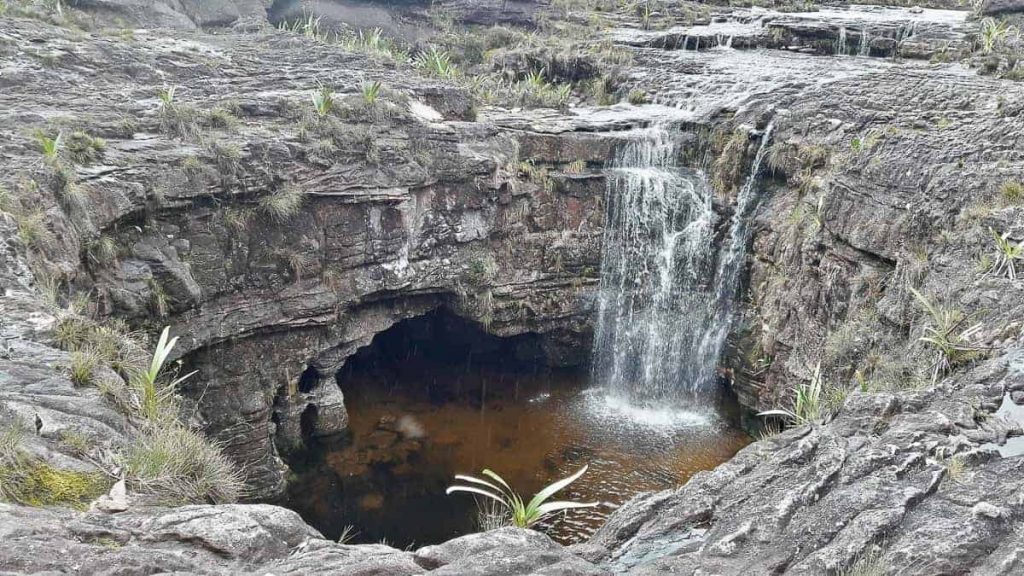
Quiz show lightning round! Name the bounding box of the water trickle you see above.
[859,27,872,56]
[836,26,848,56]
[592,124,773,403]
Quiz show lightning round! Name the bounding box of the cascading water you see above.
[592,123,773,405]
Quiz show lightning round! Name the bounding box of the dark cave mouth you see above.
[278,309,750,548]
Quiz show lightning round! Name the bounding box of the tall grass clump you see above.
[68,348,100,387]
[446,465,598,529]
[114,326,244,504]
[259,185,305,222]
[123,423,243,504]
[157,86,200,139]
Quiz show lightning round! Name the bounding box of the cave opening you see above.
[335,309,560,406]
[279,307,750,549]
[297,366,319,394]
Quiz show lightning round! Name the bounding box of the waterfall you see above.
[592,124,773,404]
[836,27,847,56]
[858,28,872,56]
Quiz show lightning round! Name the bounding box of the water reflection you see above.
[282,352,750,548]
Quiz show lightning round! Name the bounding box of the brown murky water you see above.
[283,349,751,547]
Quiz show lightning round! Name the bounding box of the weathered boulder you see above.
[0,505,607,575]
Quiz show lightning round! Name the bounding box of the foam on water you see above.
[581,392,714,431]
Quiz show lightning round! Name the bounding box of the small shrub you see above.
[128,326,194,422]
[945,455,966,483]
[205,107,238,130]
[565,159,586,174]
[53,315,147,374]
[223,207,252,234]
[15,211,48,248]
[259,185,305,222]
[978,17,1013,54]
[158,86,200,139]
[158,85,176,107]
[341,27,409,61]
[86,235,119,265]
[446,465,598,529]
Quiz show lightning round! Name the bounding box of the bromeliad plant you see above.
[758,362,826,425]
[989,228,1023,280]
[130,326,196,421]
[446,465,598,529]
[311,84,335,117]
[909,287,983,382]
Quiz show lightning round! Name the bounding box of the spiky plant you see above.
[910,287,982,382]
[361,80,382,104]
[446,465,598,529]
[129,326,195,422]
[758,362,826,425]
[158,85,176,107]
[525,69,547,89]
[311,84,335,117]
[34,130,63,165]
[989,228,1023,280]
[415,46,456,78]
[978,17,1013,54]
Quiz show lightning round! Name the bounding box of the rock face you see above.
[71,0,272,29]
[0,505,607,576]
[0,15,608,498]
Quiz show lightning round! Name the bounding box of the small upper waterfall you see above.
[592,124,773,404]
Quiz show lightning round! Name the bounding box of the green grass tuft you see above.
[259,185,305,223]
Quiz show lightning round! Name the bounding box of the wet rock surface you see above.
[584,353,1024,574]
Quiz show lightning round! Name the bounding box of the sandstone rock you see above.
[981,0,1024,15]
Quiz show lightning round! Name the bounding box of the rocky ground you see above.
[2,0,1024,574]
